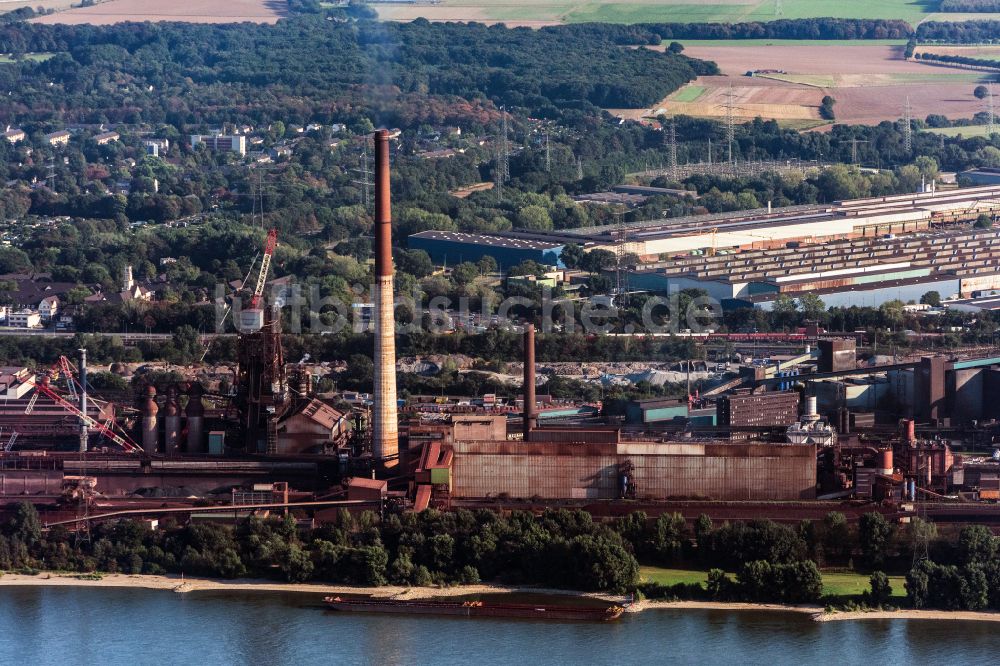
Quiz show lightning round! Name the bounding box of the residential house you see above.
[3,127,25,144]
[38,295,58,322]
[7,310,42,328]
[190,134,246,156]
[94,131,120,145]
[6,279,83,310]
[45,130,71,146]
[55,307,75,331]
[144,138,170,156]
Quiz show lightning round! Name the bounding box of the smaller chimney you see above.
[78,348,88,452]
[803,395,819,424]
[878,448,893,476]
[523,324,537,438]
[140,384,159,454]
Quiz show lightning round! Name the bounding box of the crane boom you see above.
[28,379,141,453]
[249,228,278,309]
[58,355,78,401]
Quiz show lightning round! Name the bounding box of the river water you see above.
[1,586,999,665]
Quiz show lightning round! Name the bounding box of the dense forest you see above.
[938,0,1000,12]
[916,19,1000,42]
[550,18,913,45]
[0,15,711,126]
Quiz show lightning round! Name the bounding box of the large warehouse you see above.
[408,184,1000,265]
[408,230,565,267]
[629,225,1000,307]
[450,435,817,501]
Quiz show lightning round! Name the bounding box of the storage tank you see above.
[186,382,205,453]
[140,384,159,454]
[164,384,181,455]
[878,448,893,476]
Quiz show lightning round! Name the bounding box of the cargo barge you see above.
[323,596,625,621]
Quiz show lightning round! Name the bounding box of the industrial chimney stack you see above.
[78,348,88,452]
[373,129,398,466]
[523,324,537,438]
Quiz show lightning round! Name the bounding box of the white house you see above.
[8,310,42,328]
[38,295,59,321]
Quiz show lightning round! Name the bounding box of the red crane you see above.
[27,377,142,453]
[249,228,278,310]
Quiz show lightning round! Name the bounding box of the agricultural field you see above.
[0,0,77,12]
[375,0,1000,26]
[925,124,996,138]
[30,0,287,24]
[618,42,993,127]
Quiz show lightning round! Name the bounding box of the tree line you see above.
[0,503,639,593]
[912,51,1000,71]
[916,20,1000,43]
[939,0,1000,13]
[548,19,913,46]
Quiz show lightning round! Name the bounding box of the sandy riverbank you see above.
[635,599,1000,623]
[0,572,615,601]
[5,573,1000,623]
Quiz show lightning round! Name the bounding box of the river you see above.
[1,586,999,665]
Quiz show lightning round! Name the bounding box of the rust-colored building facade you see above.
[450,439,816,501]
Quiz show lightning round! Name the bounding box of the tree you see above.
[858,512,894,570]
[906,560,932,608]
[564,534,638,592]
[865,571,893,607]
[451,261,480,286]
[798,293,826,321]
[919,290,941,307]
[694,514,713,555]
[650,512,687,564]
[879,300,905,329]
[477,255,498,275]
[975,85,989,99]
[958,525,996,565]
[560,243,585,269]
[516,205,553,231]
[280,543,315,582]
[396,249,435,278]
[9,501,42,547]
[975,213,994,229]
[819,95,836,121]
[822,511,852,562]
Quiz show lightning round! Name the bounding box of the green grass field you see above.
[672,85,706,102]
[640,566,907,600]
[385,1,1000,26]
[925,124,997,138]
[0,53,57,64]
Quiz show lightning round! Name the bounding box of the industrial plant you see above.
[6,132,1000,533]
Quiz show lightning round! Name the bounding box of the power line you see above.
[351,138,373,212]
[495,107,510,202]
[544,132,551,173]
[988,84,996,137]
[666,120,678,182]
[903,96,913,153]
[613,207,630,308]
